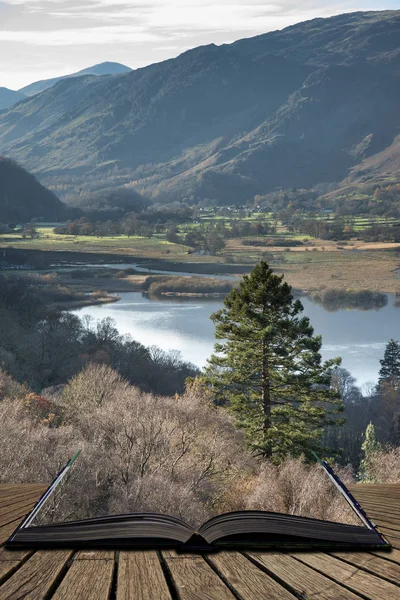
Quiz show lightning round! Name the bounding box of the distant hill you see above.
[0,11,399,205]
[19,62,132,97]
[0,88,26,110]
[0,157,69,222]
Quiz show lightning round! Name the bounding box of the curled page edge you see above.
[8,449,81,542]
[311,450,390,546]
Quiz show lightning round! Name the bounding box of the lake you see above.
[72,292,400,389]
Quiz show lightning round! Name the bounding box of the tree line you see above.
[0,275,198,395]
[1,263,399,474]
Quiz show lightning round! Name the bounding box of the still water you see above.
[71,292,400,388]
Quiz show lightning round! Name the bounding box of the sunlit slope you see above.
[0,10,398,203]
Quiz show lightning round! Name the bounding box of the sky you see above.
[0,0,398,90]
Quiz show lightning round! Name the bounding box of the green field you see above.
[1,226,191,259]
[2,213,400,294]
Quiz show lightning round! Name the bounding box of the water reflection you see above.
[308,289,388,312]
[72,292,400,387]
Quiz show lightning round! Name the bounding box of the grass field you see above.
[1,227,190,259]
[2,220,400,294]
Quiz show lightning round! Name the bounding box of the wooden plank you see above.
[368,514,400,527]
[0,549,33,586]
[364,503,400,510]
[117,551,172,600]
[0,485,45,492]
[351,495,400,503]
[0,500,41,529]
[163,552,235,600]
[0,496,41,518]
[357,496,400,506]
[378,526,400,543]
[0,550,72,600]
[352,489,400,496]
[0,485,45,497]
[0,559,25,587]
[351,487,400,495]
[358,511,400,527]
[382,537,400,551]
[0,548,31,562]
[0,491,44,510]
[295,552,400,600]
[73,550,114,561]
[249,552,362,600]
[360,505,400,520]
[355,509,399,523]
[0,486,46,501]
[52,551,114,600]
[371,547,400,564]
[357,501,400,513]
[0,518,23,546]
[349,484,400,494]
[331,551,400,584]
[371,519,400,533]
[208,552,297,599]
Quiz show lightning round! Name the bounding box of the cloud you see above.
[1,1,365,42]
[0,0,391,88]
[0,24,161,45]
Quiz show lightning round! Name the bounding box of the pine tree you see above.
[203,261,343,461]
[358,422,381,482]
[378,339,400,388]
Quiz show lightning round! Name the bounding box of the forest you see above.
[1,263,399,526]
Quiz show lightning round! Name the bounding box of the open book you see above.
[7,452,391,551]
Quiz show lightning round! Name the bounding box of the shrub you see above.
[91,289,108,299]
[61,363,129,414]
[23,392,62,427]
[0,369,28,401]
[244,457,357,525]
[144,276,236,296]
[0,366,361,528]
[359,447,400,483]
[242,239,303,247]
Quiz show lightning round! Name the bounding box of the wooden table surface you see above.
[0,483,399,599]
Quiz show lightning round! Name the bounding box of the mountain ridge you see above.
[0,10,399,205]
[18,62,132,97]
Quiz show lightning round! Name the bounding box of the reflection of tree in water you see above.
[308,289,388,312]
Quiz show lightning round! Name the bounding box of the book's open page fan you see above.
[7,451,391,551]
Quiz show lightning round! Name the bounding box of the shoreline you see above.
[52,294,120,311]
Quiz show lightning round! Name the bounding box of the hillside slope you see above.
[0,88,26,111]
[0,157,68,222]
[0,11,399,204]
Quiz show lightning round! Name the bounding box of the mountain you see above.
[0,157,69,222]
[19,62,132,97]
[0,88,26,111]
[0,11,399,205]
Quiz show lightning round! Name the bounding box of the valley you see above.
[1,8,400,527]
[2,213,400,295]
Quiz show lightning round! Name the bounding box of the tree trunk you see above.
[261,339,271,456]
